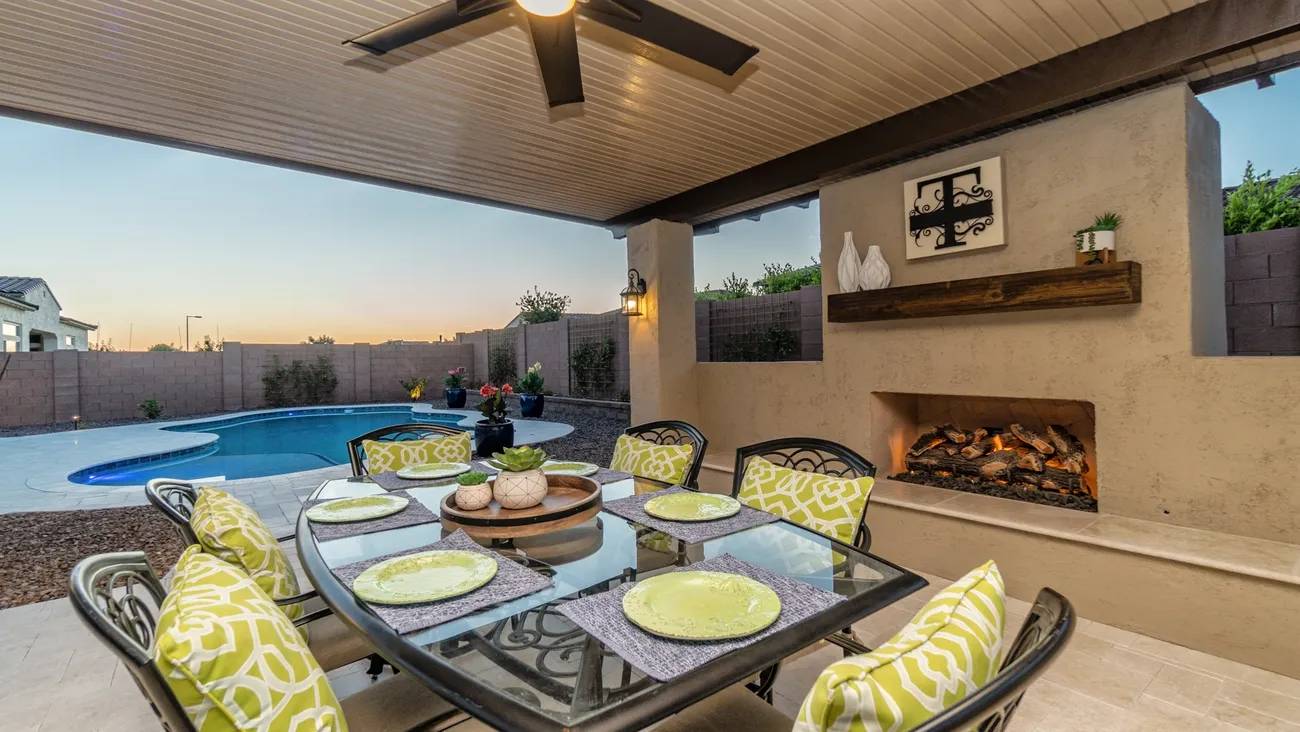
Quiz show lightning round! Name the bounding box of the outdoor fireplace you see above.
[874,392,1098,512]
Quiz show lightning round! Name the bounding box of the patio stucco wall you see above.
[681,84,1299,545]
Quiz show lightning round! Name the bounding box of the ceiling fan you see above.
[344,0,759,108]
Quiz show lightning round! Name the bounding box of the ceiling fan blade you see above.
[344,0,511,54]
[526,12,585,107]
[579,0,757,75]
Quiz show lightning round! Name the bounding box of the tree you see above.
[695,273,752,301]
[755,258,821,295]
[195,335,224,352]
[516,286,572,324]
[147,343,177,352]
[1224,162,1300,235]
[305,334,336,345]
[92,340,117,352]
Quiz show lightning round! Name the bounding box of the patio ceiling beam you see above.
[604,0,1300,232]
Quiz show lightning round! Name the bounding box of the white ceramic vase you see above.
[454,482,492,511]
[858,245,891,290]
[837,232,860,293]
[493,469,548,510]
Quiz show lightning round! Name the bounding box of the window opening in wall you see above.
[694,197,823,362]
[1,321,18,352]
[1199,66,1300,356]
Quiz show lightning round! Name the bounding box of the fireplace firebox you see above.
[874,393,1098,512]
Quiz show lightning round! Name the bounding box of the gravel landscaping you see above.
[0,506,186,609]
[0,397,627,608]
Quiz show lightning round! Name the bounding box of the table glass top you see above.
[302,475,920,730]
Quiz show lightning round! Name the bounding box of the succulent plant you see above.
[489,445,548,473]
[456,471,488,486]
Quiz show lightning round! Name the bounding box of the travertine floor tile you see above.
[1144,663,1224,714]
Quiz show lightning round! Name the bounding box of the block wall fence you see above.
[0,341,475,428]
[1224,226,1300,355]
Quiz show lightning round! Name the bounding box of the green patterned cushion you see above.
[362,432,472,474]
[610,434,695,485]
[155,546,346,731]
[795,561,1007,732]
[737,455,873,545]
[190,487,304,621]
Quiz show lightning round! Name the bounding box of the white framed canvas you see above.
[903,156,1005,260]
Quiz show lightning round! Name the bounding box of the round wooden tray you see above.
[440,474,602,539]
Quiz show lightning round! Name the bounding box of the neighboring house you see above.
[0,277,98,352]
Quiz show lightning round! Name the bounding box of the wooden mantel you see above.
[827,261,1142,323]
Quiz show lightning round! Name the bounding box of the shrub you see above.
[716,325,798,362]
[695,272,752,301]
[400,376,427,400]
[1224,162,1300,235]
[754,258,821,295]
[195,335,223,352]
[489,341,517,385]
[147,343,176,352]
[263,355,338,407]
[305,334,336,345]
[516,286,572,324]
[571,338,616,398]
[444,367,466,389]
[138,399,164,420]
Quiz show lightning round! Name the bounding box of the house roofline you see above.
[0,294,37,312]
[59,316,98,331]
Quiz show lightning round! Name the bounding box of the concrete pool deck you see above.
[0,404,572,513]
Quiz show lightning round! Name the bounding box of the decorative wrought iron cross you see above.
[908,166,995,250]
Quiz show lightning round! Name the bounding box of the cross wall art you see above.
[904,156,1005,259]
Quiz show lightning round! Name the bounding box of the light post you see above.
[185,315,203,351]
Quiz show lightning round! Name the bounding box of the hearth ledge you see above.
[700,457,1300,588]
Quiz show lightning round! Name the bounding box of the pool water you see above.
[71,407,467,486]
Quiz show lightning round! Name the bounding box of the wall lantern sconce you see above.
[72,415,82,430]
[620,269,647,317]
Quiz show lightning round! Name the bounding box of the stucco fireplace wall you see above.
[690,84,1300,545]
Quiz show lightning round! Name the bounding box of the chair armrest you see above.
[276,589,319,606]
[825,631,872,656]
[276,533,297,545]
[292,606,335,627]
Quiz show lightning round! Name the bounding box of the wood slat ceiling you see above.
[0,0,1217,224]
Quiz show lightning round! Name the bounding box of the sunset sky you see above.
[1,69,1295,350]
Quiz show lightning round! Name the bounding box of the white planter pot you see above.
[837,232,861,293]
[493,469,548,510]
[1079,230,1115,251]
[859,244,891,290]
[454,482,492,511]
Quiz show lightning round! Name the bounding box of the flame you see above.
[991,435,1005,451]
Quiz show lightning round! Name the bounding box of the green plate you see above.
[543,461,600,477]
[396,462,471,480]
[353,550,498,605]
[622,571,781,640]
[643,492,741,522]
[305,495,409,524]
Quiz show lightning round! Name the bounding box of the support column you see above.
[51,350,81,422]
[221,342,243,412]
[627,219,697,425]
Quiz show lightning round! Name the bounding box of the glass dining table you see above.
[296,474,927,732]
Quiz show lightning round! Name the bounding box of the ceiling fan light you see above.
[516,0,575,16]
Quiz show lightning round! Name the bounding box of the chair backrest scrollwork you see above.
[69,552,195,732]
[345,422,467,476]
[145,479,200,545]
[624,420,709,487]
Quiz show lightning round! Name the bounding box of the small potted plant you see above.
[444,367,467,408]
[518,362,546,418]
[454,471,492,510]
[474,383,514,457]
[1074,212,1121,266]
[400,376,427,402]
[489,445,549,510]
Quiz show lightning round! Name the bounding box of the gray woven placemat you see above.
[556,554,845,681]
[305,492,439,542]
[371,464,633,492]
[331,530,553,635]
[602,486,780,543]
[369,471,460,492]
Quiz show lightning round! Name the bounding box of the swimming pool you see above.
[70,407,468,486]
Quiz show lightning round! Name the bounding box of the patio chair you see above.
[619,419,709,487]
[144,478,374,674]
[731,437,877,551]
[653,587,1075,732]
[69,551,462,732]
[346,422,467,476]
